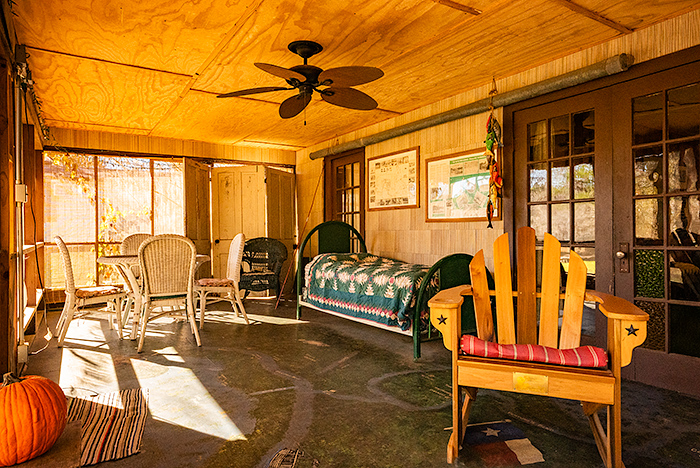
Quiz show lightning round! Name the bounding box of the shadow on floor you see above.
[25,298,700,468]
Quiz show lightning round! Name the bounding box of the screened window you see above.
[44,151,185,288]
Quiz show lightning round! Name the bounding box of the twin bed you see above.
[296,221,486,359]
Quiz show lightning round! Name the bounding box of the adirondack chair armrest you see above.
[428,285,474,351]
[585,290,649,368]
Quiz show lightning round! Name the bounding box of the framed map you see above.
[367,147,419,211]
[425,148,497,222]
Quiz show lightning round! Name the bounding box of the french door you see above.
[513,91,614,348]
[612,61,700,395]
[325,148,365,247]
[512,54,700,396]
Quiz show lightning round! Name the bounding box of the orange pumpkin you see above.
[0,373,67,466]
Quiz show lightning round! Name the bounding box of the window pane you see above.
[352,188,360,213]
[550,114,569,158]
[345,164,352,188]
[669,195,700,242]
[528,120,547,161]
[668,82,700,140]
[154,160,184,235]
[353,162,360,186]
[529,205,547,240]
[633,92,663,145]
[336,166,345,190]
[44,152,96,243]
[529,163,548,202]
[551,160,570,201]
[634,249,665,298]
[634,146,663,196]
[572,110,595,155]
[668,141,700,193]
[670,304,700,357]
[574,202,595,242]
[98,157,150,242]
[636,300,665,351]
[635,198,663,245]
[669,250,700,302]
[573,157,595,199]
[551,203,570,241]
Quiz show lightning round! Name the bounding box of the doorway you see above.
[509,49,700,396]
[324,148,365,248]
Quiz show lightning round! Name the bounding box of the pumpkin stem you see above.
[1,372,23,387]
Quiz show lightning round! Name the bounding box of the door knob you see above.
[615,251,626,259]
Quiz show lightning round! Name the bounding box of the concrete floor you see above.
[24,298,700,468]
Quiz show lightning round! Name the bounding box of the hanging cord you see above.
[274,163,325,309]
[488,76,498,114]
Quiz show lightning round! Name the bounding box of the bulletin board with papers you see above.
[425,148,496,222]
[367,147,419,211]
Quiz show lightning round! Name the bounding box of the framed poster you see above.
[425,148,498,222]
[367,147,419,211]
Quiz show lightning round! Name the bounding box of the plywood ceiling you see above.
[11,0,700,150]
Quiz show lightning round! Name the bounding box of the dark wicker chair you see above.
[239,237,288,299]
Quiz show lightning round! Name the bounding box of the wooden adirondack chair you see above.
[429,226,649,467]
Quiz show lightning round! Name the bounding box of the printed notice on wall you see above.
[426,149,492,221]
[368,148,419,210]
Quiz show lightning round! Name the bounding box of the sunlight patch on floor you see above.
[130,356,246,441]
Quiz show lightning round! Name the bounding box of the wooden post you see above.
[0,58,16,374]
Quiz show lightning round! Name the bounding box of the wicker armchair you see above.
[54,236,125,345]
[136,234,201,352]
[195,233,249,327]
[239,237,288,300]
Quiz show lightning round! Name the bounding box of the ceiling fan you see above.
[216,40,384,119]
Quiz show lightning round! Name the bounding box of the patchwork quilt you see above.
[303,252,432,331]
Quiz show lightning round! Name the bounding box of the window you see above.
[44,151,184,288]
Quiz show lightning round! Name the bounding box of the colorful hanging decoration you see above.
[485,79,503,228]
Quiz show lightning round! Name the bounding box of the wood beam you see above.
[551,0,633,34]
[431,0,481,16]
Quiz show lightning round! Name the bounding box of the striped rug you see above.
[67,388,149,466]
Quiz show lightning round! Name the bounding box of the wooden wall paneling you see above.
[0,59,16,374]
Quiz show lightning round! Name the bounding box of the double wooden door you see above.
[513,57,700,396]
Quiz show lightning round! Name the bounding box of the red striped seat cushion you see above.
[460,335,608,368]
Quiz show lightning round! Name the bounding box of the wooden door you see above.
[611,61,700,396]
[266,167,296,294]
[211,166,265,277]
[513,90,614,348]
[325,148,365,246]
[184,159,211,277]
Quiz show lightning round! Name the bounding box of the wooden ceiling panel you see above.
[13,0,253,75]
[10,1,700,150]
[194,0,482,94]
[240,101,398,148]
[27,49,189,131]
[564,0,700,30]
[367,0,618,113]
[149,90,280,144]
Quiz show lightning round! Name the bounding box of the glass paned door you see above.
[524,109,597,288]
[514,91,613,342]
[629,81,700,357]
[326,149,365,250]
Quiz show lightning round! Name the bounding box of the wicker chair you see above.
[54,236,125,346]
[136,234,201,353]
[239,237,288,300]
[195,233,248,327]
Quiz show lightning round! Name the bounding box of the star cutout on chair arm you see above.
[438,315,447,325]
[626,324,639,336]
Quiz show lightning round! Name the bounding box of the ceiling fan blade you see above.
[217,86,290,98]
[255,63,306,82]
[321,87,378,110]
[318,66,384,87]
[279,93,312,119]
